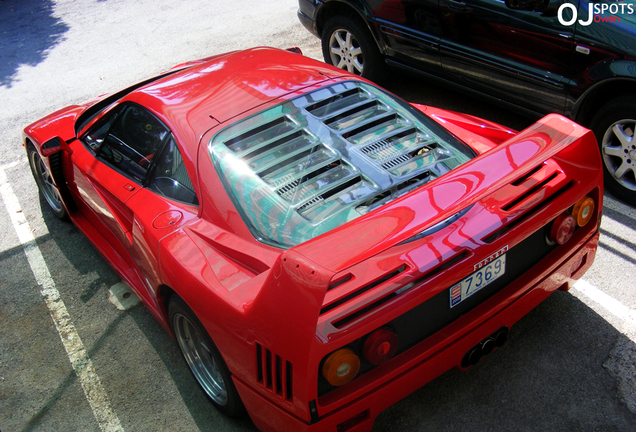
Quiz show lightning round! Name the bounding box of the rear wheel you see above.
[321,14,388,83]
[590,96,636,204]
[27,144,68,220]
[168,296,244,417]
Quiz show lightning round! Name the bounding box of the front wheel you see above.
[321,14,388,83]
[27,144,68,220]
[168,296,244,417]
[590,96,636,204]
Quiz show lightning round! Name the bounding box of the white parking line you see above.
[573,280,636,339]
[0,168,124,432]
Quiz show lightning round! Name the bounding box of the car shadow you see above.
[35,194,258,432]
[0,0,69,88]
[372,290,636,431]
[32,187,636,431]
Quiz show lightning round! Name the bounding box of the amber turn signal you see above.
[572,196,595,227]
[322,348,360,387]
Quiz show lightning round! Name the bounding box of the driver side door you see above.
[68,103,199,307]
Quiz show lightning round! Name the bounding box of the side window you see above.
[92,104,169,183]
[83,106,124,151]
[147,136,198,205]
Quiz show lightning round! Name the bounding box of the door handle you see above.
[447,0,471,12]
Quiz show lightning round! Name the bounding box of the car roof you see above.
[124,48,340,156]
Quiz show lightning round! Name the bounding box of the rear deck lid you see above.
[208,81,475,248]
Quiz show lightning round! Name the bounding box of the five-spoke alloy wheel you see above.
[591,96,636,203]
[27,144,68,220]
[321,15,388,83]
[168,296,244,417]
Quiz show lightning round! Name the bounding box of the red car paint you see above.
[23,47,602,432]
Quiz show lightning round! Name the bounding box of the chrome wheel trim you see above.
[173,313,228,406]
[328,28,364,75]
[601,118,636,192]
[29,150,64,213]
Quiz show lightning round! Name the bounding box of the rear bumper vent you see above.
[256,343,293,401]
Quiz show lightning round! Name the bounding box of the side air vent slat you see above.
[256,343,293,400]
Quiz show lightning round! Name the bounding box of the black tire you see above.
[321,14,389,83]
[27,144,69,220]
[590,96,636,204]
[168,296,245,417]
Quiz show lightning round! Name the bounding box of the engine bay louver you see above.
[209,81,475,247]
[214,82,473,220]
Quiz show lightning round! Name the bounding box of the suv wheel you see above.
[590,95,636,204]
[321,14,388,83]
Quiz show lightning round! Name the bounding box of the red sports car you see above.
[24,47,602,432]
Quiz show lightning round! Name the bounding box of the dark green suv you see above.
[298,0,636,204]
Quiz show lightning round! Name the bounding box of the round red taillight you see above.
[322,349,360,387]
[549,214,577,245]
[363,327,399,366]
[572,196,595,227]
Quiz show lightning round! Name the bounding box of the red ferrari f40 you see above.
[23,47,602,432]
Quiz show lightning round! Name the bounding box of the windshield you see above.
[209,81,475,248]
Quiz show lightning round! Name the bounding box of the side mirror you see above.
[40,137,73,157]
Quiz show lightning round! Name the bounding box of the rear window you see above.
[209,81,474,248]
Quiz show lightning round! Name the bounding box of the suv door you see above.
[438,0,575,114]
[374,0,443,74]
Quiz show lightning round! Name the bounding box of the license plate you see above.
[450,254,506,308]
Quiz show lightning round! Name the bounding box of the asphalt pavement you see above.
[1,1,635,431]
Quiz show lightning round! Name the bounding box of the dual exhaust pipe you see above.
[461,327,508,368]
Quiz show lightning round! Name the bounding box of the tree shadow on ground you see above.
[0,0,69,88]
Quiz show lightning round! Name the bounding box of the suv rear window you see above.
[209,81,475,248]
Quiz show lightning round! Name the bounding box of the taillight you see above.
[572,196,595,227]
[362,327,398,366]
[548,195,595,245]
[322,349,360,386]
[549,213,577,244]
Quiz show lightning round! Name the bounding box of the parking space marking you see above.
[573,280,636,338]
[0,168,124,432]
